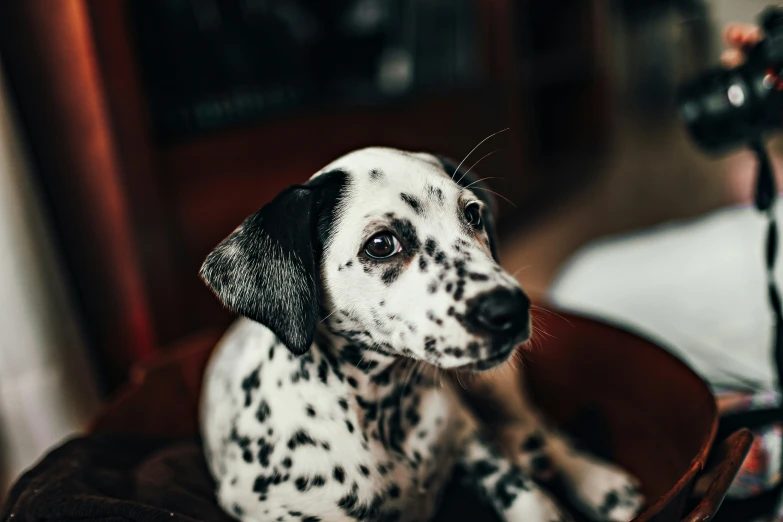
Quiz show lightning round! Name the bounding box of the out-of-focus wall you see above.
[0,58,99,494]
[710,0,772,27]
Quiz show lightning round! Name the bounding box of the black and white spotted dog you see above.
[199,147,644,522]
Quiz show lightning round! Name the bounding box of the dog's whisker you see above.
[531,324,555,340]
[470,187,517,207]
[320,309,338,323]
[452,128,510,180]
[455,370,467,390]
[531,305,573,327]
[456,149,500,186]
[461,175,505,191]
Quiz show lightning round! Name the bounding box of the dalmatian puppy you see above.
[199,147,644,522]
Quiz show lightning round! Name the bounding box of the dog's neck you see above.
[316,324,440,400]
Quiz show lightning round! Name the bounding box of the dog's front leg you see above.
[459,371,644,522]
[490,395,644,522]
[458,432,571,522]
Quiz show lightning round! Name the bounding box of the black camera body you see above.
[679,5,783,153]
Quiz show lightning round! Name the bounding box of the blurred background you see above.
[0,0,778,496]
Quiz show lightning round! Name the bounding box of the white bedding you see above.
[548,202,783,393]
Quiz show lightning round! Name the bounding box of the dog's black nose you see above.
[468,288,530,337]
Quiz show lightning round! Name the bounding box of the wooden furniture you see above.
[0,0,613,391]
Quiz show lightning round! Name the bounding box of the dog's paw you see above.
[503,487,575,522]
[561,455,644,522]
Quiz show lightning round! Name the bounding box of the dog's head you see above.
[201,147,530,371]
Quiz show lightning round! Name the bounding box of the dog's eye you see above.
[364,232,402,259]
[465,203,482,228]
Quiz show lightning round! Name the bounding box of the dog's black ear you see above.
[200,172,346,355]
[436,155,501,261]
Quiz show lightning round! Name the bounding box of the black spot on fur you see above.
[423,336,439,360]
[444,347,464,358]
[388,483,401,498]
[302,517,321,522]
[494,468,532,509]
[347,376,359,388]
[427,311,443,326]
[318,359,329,384]
[400,193,423,215]
[339,398,349,411]
[359,464,370,477]
[346,420,355,433]
[371,364,394,385]
[390,217,421,254]
[370,169,384,181]
[333,466,346,483]
[356,396,378,422]
[282,457,292,468]
[230,427,252,459]
[338,484,359,510]
[232,504,244,517]
[469,272,489,281]
[418,257,428,272]
[269,345,275,360]
[306,405,316,417]
[600,491,620,516]
[425,238,437,257]
[339,484,384,521]
[295,476,310,491]
[241,366,261,407]
[427,185,444,204]
[253,470,282,496]
[312,475,326,487]
[405,405,421,426]
[521,434,544,452]
[381,265,402,285]
[531,455,552,473]
[256,400,271,423]
[257,438,274,467]
[288,430,316,450]
[473,460,499,478]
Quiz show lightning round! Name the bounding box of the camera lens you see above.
[678,59,777,154]
[678,67,753,153]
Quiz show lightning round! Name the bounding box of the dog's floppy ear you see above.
[436,155,501,261]
[200,172,346,355]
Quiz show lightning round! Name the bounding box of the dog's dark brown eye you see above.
[465,203,482,228]
[364,232,401,259]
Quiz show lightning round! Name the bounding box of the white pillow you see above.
[549,202,783,392]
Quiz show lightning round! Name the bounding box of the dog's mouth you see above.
[454,342,521,372]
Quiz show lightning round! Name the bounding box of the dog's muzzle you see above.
[466,287,531,347]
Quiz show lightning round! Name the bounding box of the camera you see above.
[678,5,783,153]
